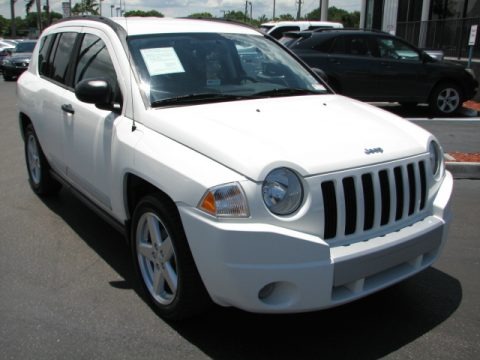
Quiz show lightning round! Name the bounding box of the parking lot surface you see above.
[0,80,479,359]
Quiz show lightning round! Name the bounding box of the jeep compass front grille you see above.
[321,159,428,240]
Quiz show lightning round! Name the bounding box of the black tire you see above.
[131,194,211,320]
[3,73,14,81]
[24,124,61,196]
[429,82,463,116]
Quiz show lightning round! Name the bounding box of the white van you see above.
[260,21,344,39]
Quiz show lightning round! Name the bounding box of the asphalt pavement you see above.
[0,79,479,359]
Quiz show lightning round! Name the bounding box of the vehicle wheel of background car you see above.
[430,82,463,115]
[24,124,61,196]
[131,194,211,320]
[3,73,14,81]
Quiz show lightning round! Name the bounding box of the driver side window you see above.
[376,37,420,61]
[74,33,122,103]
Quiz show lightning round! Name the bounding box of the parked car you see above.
[280,29,478,115]
[0,49,12,73]
[260,21,343,39]
[18,17,452,320]
[3,40,36,81]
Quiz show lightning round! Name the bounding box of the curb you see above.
[446,162,480,179]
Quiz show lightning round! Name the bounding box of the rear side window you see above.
[270,26,300,39]
[312,36,335,52]
[331,36,373,57]
[48,32,78,84]
[38,34,55,76]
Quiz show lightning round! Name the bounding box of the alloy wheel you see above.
[136,212,178,305]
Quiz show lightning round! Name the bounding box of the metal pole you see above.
[35,0,42,32]
[296,0,302,20]
[9,0,16,37]
[273,0,275,20]
[45,0,50,26]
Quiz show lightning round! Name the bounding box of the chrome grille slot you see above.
[321,159,428,241]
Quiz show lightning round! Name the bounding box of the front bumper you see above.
[179,172,453,313]
[3,64,28,77]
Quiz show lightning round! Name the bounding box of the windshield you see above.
[259,26,274,33]
[15,41,36,53]
[128,32,328,107]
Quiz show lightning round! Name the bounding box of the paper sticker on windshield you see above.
[140,47,185,76]
[312,84,326,91]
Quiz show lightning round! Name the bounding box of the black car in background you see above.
[2,40,37,81]
[280,29,478,115]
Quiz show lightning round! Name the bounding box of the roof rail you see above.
[312,27,390,34]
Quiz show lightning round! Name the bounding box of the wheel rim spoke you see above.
[138,242,154,262]
[159,235,174,260]
[147,216,162,246]
[163,263,178,293]
[152,267,165,295]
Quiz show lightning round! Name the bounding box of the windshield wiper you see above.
[151,93,249,107]
[251,88,321,98]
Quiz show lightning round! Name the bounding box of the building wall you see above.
[383,0,399,33]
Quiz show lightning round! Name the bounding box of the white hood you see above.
[142,95,432,181]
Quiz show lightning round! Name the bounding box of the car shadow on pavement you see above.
[373,103,477,118]
[175,268,462,359]
[41,188,462,360]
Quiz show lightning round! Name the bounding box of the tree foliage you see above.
[72,0,99,16]
[25,11,62,28]
[187,12,213,19]
[223,10,247,22]
[305,6,360,28]
[277,14,295,21]
[0,14,8,35]
[124,10,164,17]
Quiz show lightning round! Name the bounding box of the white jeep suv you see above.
[17,16,452,320]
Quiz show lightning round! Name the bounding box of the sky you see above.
[0,0,360,21]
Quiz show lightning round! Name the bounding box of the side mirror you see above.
[75,78,115,111]
[312,67,329,83]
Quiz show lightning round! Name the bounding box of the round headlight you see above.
[262,168,303,215]
[429,141,443,178]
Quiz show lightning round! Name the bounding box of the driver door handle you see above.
[61,104,75,114]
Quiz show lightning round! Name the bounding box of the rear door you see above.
[35,30,80,176]
[323,34,378,97]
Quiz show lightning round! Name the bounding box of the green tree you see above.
[187,12,213,19]
[257,14,269,23]
[72,0,99,16]
[124,10,164,17]
[278,14,294,21]
[224,10,247,22]
[0,14,8,36]
[304,6,359,28]
[25,11,62,29]
[25,0,34,14]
